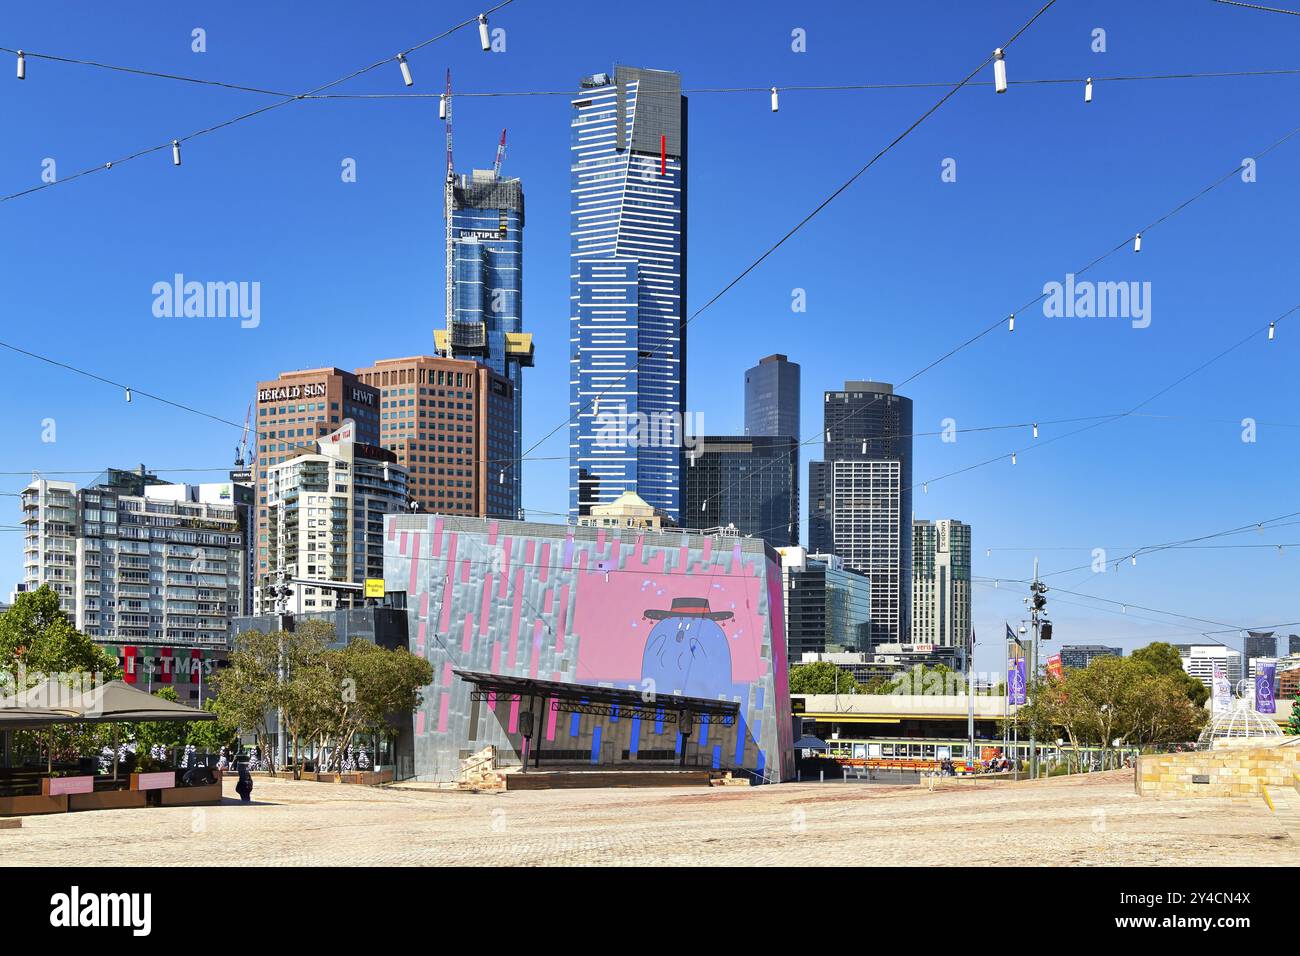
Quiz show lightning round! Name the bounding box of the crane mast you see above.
[492,128,507,180]
[443,68,455,358]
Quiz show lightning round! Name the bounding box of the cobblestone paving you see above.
[3,771,1294,866]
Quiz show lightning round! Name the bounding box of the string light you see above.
[439,92,447,119]
[1084,77,1093,102]
[397,54,413,87]
[1032,422,1039,438]
[124,387,132,404]
[1269,321,1276,340]
[993,49,1007,94]
[16,50,24,80]
[171,140,181,166]
[1008,313,1016,332]
[1011,452,1017,465]
[478,14,491,51]
[923,482,929,494]
[499,469,505,484]
[1131,555,1137,566]
[770,87,779,112]
[1134,232,1142,252]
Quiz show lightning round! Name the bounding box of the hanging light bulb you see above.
[1133,232,1142,253]
[439,93,447,120]
[1268,322,1276,341]
[992,49,1007,94]
[478,14,491,52]
[383,463,390,482]
[125,387,132,404]
[860,440,866,454]
[1084,77,1093,103]
[986,549,991,557]
[171,140,182,166]
[994,580,1000,589]
[701,500,706,513]
[1131,555,1137,566]
[16,50,25,80]
[770,87,779,112]
[397,53,413,87]
[1008,313,1015,332]
[1032,423,1039,439]
[923,482,928,494]
[825,430,831,444]
[499,469,505,485]
[1122,604,1127,614]
[1011,452,1017,465]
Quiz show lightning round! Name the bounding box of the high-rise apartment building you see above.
[433,167,534,515]
[745,354,800,440]
[808,381,914,645]
[258,428,408,614]
[911,518,971,649]
[1244,631,1279,664]
[354,355,515,519]
[684,435,798,548]
[253,368,381,585]
[21,467,249,647]
[569,65,687,522]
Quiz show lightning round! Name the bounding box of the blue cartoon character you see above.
[641,597,740,699]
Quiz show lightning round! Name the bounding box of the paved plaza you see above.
[3,771,1296,866]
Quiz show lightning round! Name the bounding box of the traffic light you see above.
[1040,620,1053,642]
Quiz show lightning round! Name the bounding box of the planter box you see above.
[159,782,222,806]
[41,775,94,796]
[69,790,148,812]
[0,794,67,816]
[130,771,177,792]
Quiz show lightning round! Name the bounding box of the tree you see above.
[1285,692,1300,736]
[0,585,118,678]
[877,663,958,696]
[211,628,283,767]
[185,698,240,754]
[133,687,189,755]
[1131,641,1208,708]
[789,661,860,695]
[314,640,433,770]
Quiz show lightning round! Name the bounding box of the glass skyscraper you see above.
[745,353,800,440]
[436,169,533,517]
[809,381,913,645]
[684,435,799,547]
[569,66,687,521]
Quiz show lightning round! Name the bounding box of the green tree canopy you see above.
[0,585,119,679]
[1130,641,1209,707]
[789,661,861,695]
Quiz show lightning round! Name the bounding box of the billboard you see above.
[385,515,793,782]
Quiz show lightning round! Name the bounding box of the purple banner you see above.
[1008,658,1027,706]
[1256,662,1276,714]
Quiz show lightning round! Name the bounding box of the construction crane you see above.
[492,128,507,180]
[442,68,455,359]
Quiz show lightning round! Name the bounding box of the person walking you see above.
[235,758,254,803]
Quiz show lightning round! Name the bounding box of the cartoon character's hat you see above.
[643,597,733,621]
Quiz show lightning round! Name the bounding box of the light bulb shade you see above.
[439,93,447,119]
[478,14,491,51]
[171,140,181,166]
[1134,233,1142,252]
[770,87,779,112]
[16,50,25,80]
[1084,78,1093,103]
[398,54,413,87]
[993,49,1007,94]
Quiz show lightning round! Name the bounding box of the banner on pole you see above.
[1211,664,1232,713]
[1008,658,1027,706]
[1256,661,1276,714]
[1046,653,1063,681]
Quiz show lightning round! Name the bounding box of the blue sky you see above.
[2,0,1297,673]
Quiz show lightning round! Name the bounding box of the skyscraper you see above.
[433,167,533,516]
[808,381,913,645]
[745,353,800,440]
[912,518,971,649]
[354,355,516,518]
[684,435,798,547]
[569,66,687,522]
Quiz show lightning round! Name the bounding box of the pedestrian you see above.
[235,758,254,804]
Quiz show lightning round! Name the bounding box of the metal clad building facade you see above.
[385,514,793,782]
